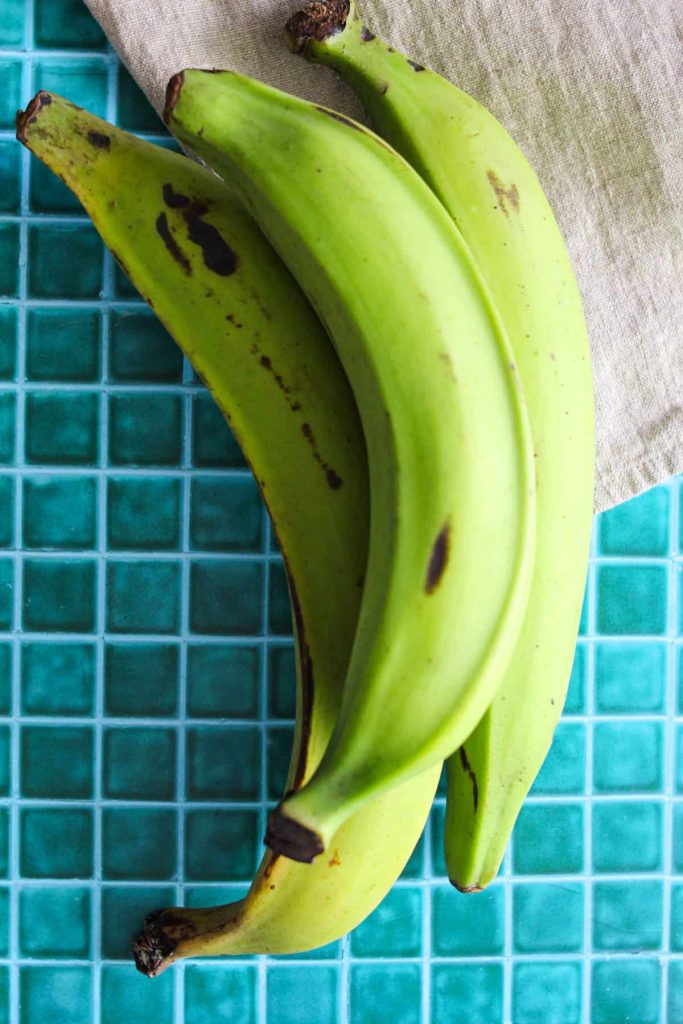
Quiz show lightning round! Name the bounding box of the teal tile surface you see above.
[432,964,503,1024]
[185,965,257,1024]
[100,964,174,1024]
[25,391,99,465]
[105,559,181,633]
[2,16,683,1023]
[513,962,582,1024]
[186,725,260,801]
[20,807,93,878]
[593,720,663,792]
[189,559,263,635]
[107,476,182,550]
[20,724,94,798]
[351,886,423,957]
[108,307,182,382]
[108,392,183,466]
[104,642,179,716]
[101,807,177,881]
[23,475,97,549]
[431,884,504,955]
[187,643,261,718]
[27,222,104,298]
[512,803,584,874]
[102,726,177,800]
[592,800,663,872]
[596,563,668,634]
[26,308,101,381]
[22,557,96,632]
[21,641,95,716]
[19,886,91,958]
[20,966,92,1024]
[594,640,667,713]
[513,883,583,953]
[591,959,660,1024]
[350,964,421,1024]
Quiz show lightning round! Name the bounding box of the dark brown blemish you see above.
[87,130,110,149]
[264,807,324,863]
[132,910,180,977]
[258,352,303,415]
[425,521,450,594]
[225,313,243,328]
[487,170,520,217]
[163,71,185,124]
[15,91,53,141]
[285,0,350,52]
[360,26,375,41]
[458,745,479,813]
[162,182,190,208]
[155,212,192,275]
[184,206,238,276]
[407,59,425,72]
[301,422,343,489]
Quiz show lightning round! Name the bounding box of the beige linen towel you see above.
[85,0,683,511]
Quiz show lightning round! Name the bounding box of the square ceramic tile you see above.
[591,959,660,1024]
[25,392,100,466]
[184,965,257,1024]
[592,880,663,951]
[20,724,94,798]
[102,726,177,800]
[20,641,96,716]
[101,807,177,881]
[186,643,261,719]
[267,643,296,719]
[184,808,260,882]
[512,962,582,1024]
[22,558,96,632]
[597,484,670,556]
[596,564,668,635]
[33,58,108,117]
[1,0,24,46]
[100,965,174,1024]
[593,720,663,793]
[350,965,421,1024]
[27,222,104,299]
[108,307,182,382]
[0,59,22,130]
[189,475,264,552]
[431,964,503,1024]
[191,392,247,468]
[19,967,93,1024]
[512,803,584,875]
[267,966,338,1024]
[350,887,423,958]
[512,882,584,953]
[431,883,504,955]
[531,721,586,794]
[106,476,182,550]
[105,559,182,634]
[592,801,663,872]
[108,393,183,466]
[34,0,107,49]
[594,641,667,713]
[104,642,179,717]
[0,145,21,214]
[189,559,263,635]
[185,725,260,801]
[23,475,98,549]
[19,807,93,879]
[18,886,91,958]
[26,308,101,382]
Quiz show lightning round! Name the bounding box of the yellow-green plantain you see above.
[286,0,595,890]
[17,92,440,972]
[165,68,536,862]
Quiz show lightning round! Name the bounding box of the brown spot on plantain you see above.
[328,849,341,866]
[425,521,450,594]
[285,1,350,52]
[183,202,238,276]
[155,212,192,275]
[162,182,190,208]
[487,170,520,216]
[407,58,425,71]
[87,130,110,149]
[15,91,52,141]
[458,745,479,812]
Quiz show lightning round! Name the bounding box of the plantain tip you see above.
[163,72,185,124]
[132,910,178,977]
[285,0,351,53]
[265,806,325,863]
[15,90,53,143]
[450,879,485,894]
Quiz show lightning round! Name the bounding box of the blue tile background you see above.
[1,3,683,1022]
